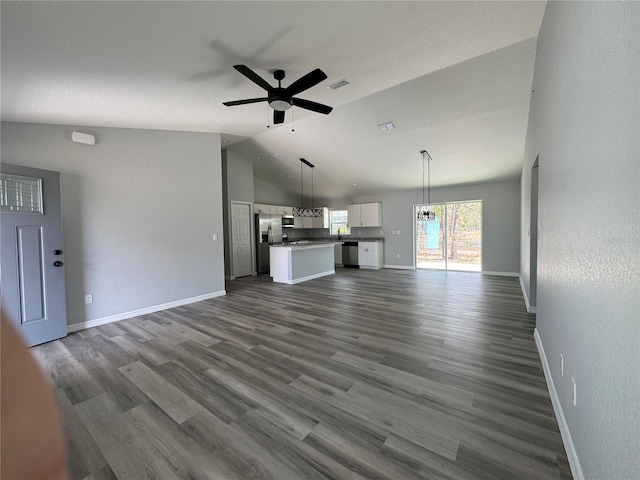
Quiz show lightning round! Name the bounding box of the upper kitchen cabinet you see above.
[254,203,272,214]
[278,205,293,216]
[293,207,324,229]
[347,202,383,227]
[254,204,295,215]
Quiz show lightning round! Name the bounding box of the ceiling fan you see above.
[223,65,333,124]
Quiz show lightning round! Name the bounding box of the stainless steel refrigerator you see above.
[255,213,282,274]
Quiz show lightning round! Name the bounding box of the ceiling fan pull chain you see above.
[291,107,295,132]
[266,103,270,128]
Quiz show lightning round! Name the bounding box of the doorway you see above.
[415,201,482,272]
[529,158,539,309]
[230,201,253,278]
[1,164,68,346]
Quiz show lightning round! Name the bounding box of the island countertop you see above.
[269,241,342,250]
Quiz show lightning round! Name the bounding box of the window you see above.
[1,174,42,213]
[330,210,350,235]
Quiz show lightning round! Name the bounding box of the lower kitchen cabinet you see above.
[358,241,383,269]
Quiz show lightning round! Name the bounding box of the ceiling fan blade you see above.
[286,68,327,96]
[274,110,285,124]
[233,65,273,91]
[292,97,333,115]
[223,97,268,106]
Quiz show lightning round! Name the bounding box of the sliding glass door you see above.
[415,201,482,271]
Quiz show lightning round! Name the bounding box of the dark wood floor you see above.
[32,268,572,480]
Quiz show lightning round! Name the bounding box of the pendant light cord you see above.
[427,153,431,206]
[422,152,425,207]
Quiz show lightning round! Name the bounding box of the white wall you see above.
[1,122,225,327]
[520,2,639,478]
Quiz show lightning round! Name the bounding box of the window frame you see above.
[329,209,351,236]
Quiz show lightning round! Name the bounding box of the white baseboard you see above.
[534,329,584,480]
[519,275,537,313]
[383,264,415,270]
[482,271,519,277]
[67,290,226,333]
[225,275,235,280]
[284,270,335,285]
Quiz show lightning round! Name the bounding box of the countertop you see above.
[285,237,385,243]
[269,241,341,251]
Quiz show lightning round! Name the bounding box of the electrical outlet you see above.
[396,254,400,259]
[560,354,564,376]
[212,233,218,241]
[84,294,93,304]
[571,377,577,406]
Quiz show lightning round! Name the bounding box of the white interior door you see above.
[1,164,67,347]
[231,202,252,278]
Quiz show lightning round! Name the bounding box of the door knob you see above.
[54,249,63,255]
[53,261,63,267]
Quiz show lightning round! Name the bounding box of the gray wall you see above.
[222,149,254,277]
[520,2,639,478]
[354,180,521,273]
[254,176,299,206]
[1,122,225,326]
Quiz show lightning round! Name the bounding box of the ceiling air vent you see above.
[377,122,395,132]
[327,79,349,90]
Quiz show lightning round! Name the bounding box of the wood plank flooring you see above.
[31,269,573,480]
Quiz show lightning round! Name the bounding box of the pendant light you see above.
[417,149,436,222]
[299,158,315,210]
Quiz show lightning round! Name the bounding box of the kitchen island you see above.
[269,242,341,284]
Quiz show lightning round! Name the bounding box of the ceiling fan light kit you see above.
[223,65,333,125]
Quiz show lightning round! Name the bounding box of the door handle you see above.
[53,261,63,267]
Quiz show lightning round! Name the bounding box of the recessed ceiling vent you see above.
[377,122,395,132]
[327,79,349,90]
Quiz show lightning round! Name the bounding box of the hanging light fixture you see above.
[417,149,436,222]
[299,158,315,209]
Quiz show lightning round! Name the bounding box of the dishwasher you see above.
[342,241,359,268]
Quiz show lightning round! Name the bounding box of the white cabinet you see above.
[361,202,383,226]
[358,241,383,269]
[255,204,295,215]
[347,204,361,228]
[293,216,315,228]
[347,202,382,227]
[254,203,271,214]
[293,207,324,229]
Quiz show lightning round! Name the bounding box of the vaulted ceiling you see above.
[1,1,545,199]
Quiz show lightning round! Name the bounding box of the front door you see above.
[1,164,67,347]
[231,202,252,278]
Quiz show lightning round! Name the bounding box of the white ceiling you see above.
[1,1,546,200]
